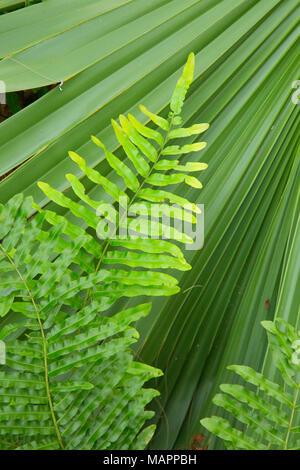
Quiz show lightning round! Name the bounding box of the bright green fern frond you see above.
[201,318,300,450]
[37,52,208,310]
[0,53,208,450]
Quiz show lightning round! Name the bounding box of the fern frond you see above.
[0,193,163,449]
[37,52,208,308]
[0,53,209,450]
[201,318,300,450]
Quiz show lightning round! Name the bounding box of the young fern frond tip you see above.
[201,318,300,450]
[170,52,195,115]
[1,53,209,450]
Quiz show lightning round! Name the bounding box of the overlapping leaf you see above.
[201,319,300,450]
[0,54,208,450]
[0,193,164,450]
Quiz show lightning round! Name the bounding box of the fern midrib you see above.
[0,243,65,450]
[0,438,18,448]
[82,114,174,308]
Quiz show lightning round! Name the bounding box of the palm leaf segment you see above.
[0,53,208,450]
[201,318,300,450]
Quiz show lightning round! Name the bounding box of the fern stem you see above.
[0,244,65,450]
[82,113,175,307]
[284,385,299,450]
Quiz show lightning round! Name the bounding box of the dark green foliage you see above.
[0,53,209,450]
[201,319,300,450]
